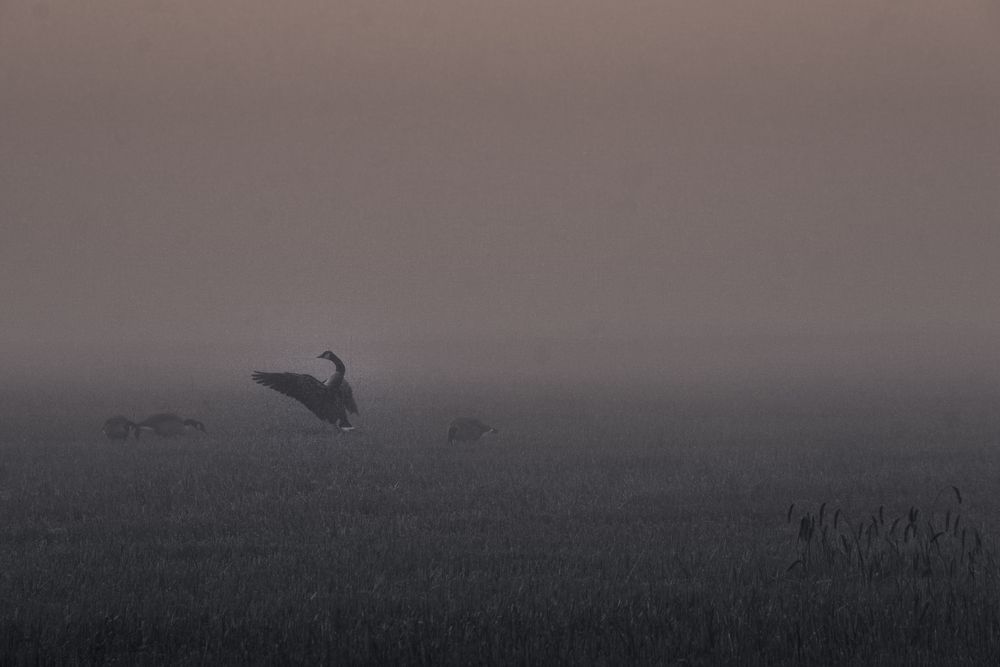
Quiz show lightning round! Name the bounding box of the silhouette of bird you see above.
[251,351,359,431]
[447,418,498,445]
[134,413,206,439]
[102,416,136,441]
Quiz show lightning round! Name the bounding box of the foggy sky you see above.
[2,1,999,384]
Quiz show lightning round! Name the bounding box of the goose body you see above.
[102,416,136,441]
[135,413,206,439]
[447,418,498,445]
[252,351,358,431]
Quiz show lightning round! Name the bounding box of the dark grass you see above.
[1,381,1000,664]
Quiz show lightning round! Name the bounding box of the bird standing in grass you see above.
[134,413,206,439]
[102,416,136,441]
[447,418,498,445]
[251,350,359,432]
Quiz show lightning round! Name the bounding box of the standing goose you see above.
[102,416,137,441]
[447,418,498,445]
[134,413,206,439]
[251,351,358,431]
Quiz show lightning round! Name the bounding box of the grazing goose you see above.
[134,413,206,439]
[447,418,498,445]
[102,416,136,441]
[251,350,359,432]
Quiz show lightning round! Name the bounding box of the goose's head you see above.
[317,350,347,370]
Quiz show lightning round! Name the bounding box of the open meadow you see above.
[1,378,999,664]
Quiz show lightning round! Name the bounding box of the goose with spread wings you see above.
[251,351,358,431]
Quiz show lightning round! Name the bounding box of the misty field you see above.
[2,381,1000,664]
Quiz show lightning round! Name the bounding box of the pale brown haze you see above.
[2,0,999,396]
[6,3,1000,663]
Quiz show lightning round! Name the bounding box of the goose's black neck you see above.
[324,353,346,373]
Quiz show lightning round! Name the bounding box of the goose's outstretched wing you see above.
[252,371,346,424]
[341,380,359,415]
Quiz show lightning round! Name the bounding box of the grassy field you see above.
[1,379,999,664]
